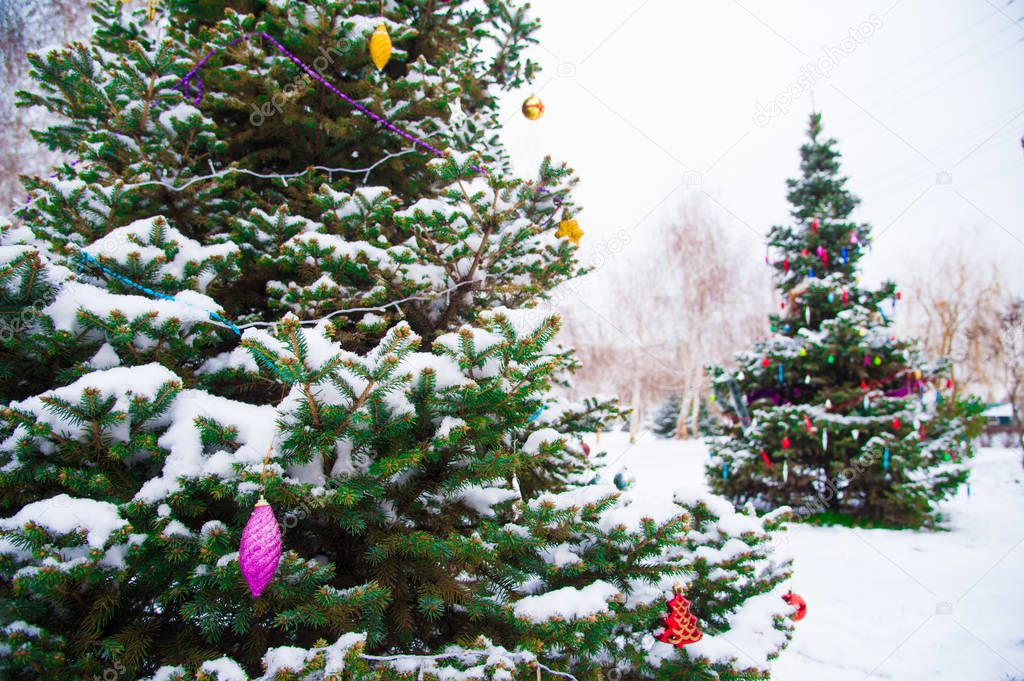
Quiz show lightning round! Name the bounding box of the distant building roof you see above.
[983,403,1014,418]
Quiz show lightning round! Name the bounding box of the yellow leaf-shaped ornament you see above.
[369,24,392,70]
[555,218,584,246]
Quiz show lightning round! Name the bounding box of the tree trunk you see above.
[675,394,690,439]
[688,366,702,438]
[629,375,642,444]
[674,376,691,440]
[689,387,700,438]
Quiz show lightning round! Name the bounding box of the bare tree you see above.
[991,299,1024,431]
[904,244,1006,399]
[559,195,770,441]
[1,0,91,211]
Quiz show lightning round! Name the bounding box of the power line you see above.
[870,1,1013,87]
[900,35,1024,106]
[856,103,1024,194]
[869,16,1022,109]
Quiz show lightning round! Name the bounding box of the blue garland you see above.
[74,249,291,381]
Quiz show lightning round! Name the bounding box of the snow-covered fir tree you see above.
[2,1,795,678]
[652,393,713,439]
[706,112,984,529]
[652,394,683,439]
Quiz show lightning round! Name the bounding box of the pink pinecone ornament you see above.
[239,497,281,598]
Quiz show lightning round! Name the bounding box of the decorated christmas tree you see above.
[706,112,984,529]
[2,2,794,679]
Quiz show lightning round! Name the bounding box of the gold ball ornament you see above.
[369,24,392,70]
[521,95,545,120]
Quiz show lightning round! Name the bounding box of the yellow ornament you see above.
[369,24,392,70]
[913,369,922,380]
[123,0,157,22]
[799,348,808,357]
[555,218,583,246]
[521,95,545,120]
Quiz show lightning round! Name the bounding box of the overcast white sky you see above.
[498,0,1024,294]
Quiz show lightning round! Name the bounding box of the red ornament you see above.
[801,248,809,257]
[842,289,849,303]
[896,291,902,300]
[946,379,953,389]
[892,417,901,430]
[762,357,771,367]
[781,436,791,450]
[919,426,926,441]
[656,584,703,648]
[812,217,819,232]
[760,450,772,466]
[860,380,868,390]
[783,258,790,273]
[581,441,591,456]
[804,415,813,433]
[822,250,829,267]
[782,591,807,621]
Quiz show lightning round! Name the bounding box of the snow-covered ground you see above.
[587,431,1024,681]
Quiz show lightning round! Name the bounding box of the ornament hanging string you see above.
[14,148,428,214]
[259,443,274,493]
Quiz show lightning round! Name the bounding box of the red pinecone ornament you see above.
[656,584,703,648]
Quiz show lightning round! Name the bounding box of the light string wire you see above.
[359,652,578,680]
[15,145,427,215]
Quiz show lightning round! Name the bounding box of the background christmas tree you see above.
[706,112,984,529]
[652,393,684,439]
[1,1,794,679]
[652,393,714,440]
